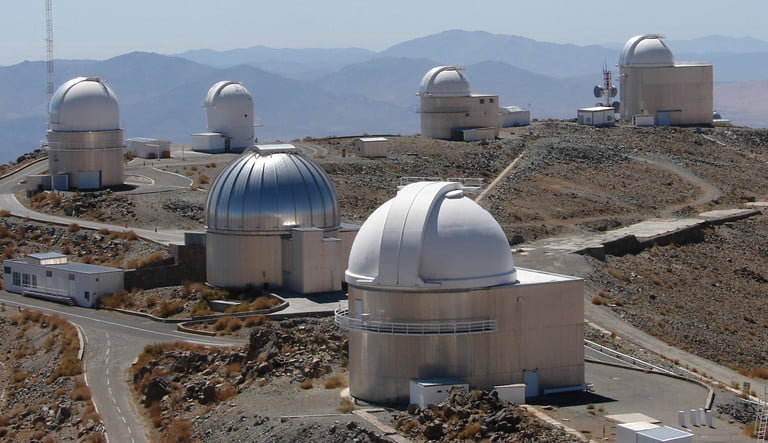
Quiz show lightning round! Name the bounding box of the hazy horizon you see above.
[3,0,768,66]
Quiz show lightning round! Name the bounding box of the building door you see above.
[657,111,671,126]
[523,369,539,398]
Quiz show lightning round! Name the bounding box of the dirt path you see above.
[629,154,722,215]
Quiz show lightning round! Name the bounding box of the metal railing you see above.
[584,339,675,375]
[334,308,496,335]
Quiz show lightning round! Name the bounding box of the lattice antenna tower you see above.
[45,0,54,109]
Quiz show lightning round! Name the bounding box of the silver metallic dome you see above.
[418,66,471,97]
[205,145,340,232]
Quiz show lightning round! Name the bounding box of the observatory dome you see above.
[620,34,674,67]
[204,81,252,109]
[205,146,340,232]
[346,181,517,290]
[49,77,120,131]
[419,66,471,97]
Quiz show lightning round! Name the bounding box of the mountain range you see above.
[1,30,766,163]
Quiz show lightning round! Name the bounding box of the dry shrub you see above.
[2,246,15,259]
[216,384,238,402]
[149,401,162,427]
[72,384,92,401]
[606,268,628,281]
[251,296,279,311]
[214,316,242,334]
[96,228,110,235]
[0,416,7,427]
[299,380,313,390]
[337,397,354,413]
[145,295,157,308]
[83,433,106,443]
[66,223,80,232]
[743,422,756,438]
[244,315,269,327]
[195,175,210,185]
[11,371,27,384]
[190,300,213,317]
[323,374,347,389]
[125,251,168,269]
[163,419,194,442]
[98,291,133,309]
[458,422,482,439]
[400,420,419,433]
[749,366,768,379]
[224,362,242,377]
[156,300,184,318]
[591,296,606,306]
[0,210,10,217]
[224,302,251,314]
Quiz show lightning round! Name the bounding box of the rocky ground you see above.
[6,121,768,441]
[0,308,104,441]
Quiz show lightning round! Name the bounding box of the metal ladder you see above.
[757,385,768,442]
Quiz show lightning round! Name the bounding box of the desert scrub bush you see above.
[156,300,184,318]
[215,384,238,403]
[149,401,163,427]
[458,422,482,439]
[11,371,28,384]
[337,397,354,413]
[125,251,168,269]
[163,419,193,442]
[189,300,213,317]
[299,380,313,390]
[0,210,10,217]
[606,268,629,281]
[145,295,157,308]
[195,175,210,185]
[109,230,138,241]
[323,374,347,389]
[66,223,80,232]
[214,316,242,334]
[244,315,269,327]
[2,246,15,259]
[750,366,768,379]
[98,290,133,309]
[591,296,607,305]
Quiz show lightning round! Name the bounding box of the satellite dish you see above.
[593,85,604,98]
[612,101,620,111]
[610,86,618,98]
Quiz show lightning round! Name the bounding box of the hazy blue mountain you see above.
[176,46,376,81]
[0,52,415,163]
[669,35,768,54]
[377,30,618,79]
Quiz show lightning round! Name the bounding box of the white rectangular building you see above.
[409,379,468,408]
[577,107,616,127]
[126,137,171,159]
[355,137,389,158]
[499,106,531,127]
[3,253,124,308]
[191,132,226,153]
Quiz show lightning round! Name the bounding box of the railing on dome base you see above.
[334,308,496,336]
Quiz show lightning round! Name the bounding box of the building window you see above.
[490,98,495,103]
[46,270,52,277]
[3,266,10,274]
[12,272,20,286]
[479,98,485,104]
[31,275,37,288]
[68,274,75,281]
[22,274,30,287]
[84,291,90,301]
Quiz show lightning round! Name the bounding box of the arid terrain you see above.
[3,120,768,441]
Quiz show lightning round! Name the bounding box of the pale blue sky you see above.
[3,0,766,66]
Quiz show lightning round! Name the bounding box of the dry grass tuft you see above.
[323,374,347,389]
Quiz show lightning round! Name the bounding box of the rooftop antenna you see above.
[45,0,54,110]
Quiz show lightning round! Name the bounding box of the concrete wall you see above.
[283,229,342,294]
[47,129,124,188]
[347,274,584,404]
[206,231,282,289]
[420,95,499,140]
[619,64,713,125]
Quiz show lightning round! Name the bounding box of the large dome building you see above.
[417,66,499,141]
[193,81,254,152]
[205,144,357,293]
[619,34,713,125]
[46,77,124,189]
[337,181,584,404]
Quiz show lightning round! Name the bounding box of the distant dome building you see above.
[337,181,584,404]
[619,34,712,125]
[417,66,499,141]
[193,81,255,153]
[46,77,124,189]
[205,144,358,293]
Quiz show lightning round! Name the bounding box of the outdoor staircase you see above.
[757,385,768,442]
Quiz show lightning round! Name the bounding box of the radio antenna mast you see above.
[45,0,54,109]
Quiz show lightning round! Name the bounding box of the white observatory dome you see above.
[204,80,253,109]
[346,181,517,290]
[205,146,340,232]
[49,77,120,131]
[419,66,471,97]
[620,34,674,67]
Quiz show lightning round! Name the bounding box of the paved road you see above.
[0,292,243,443]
